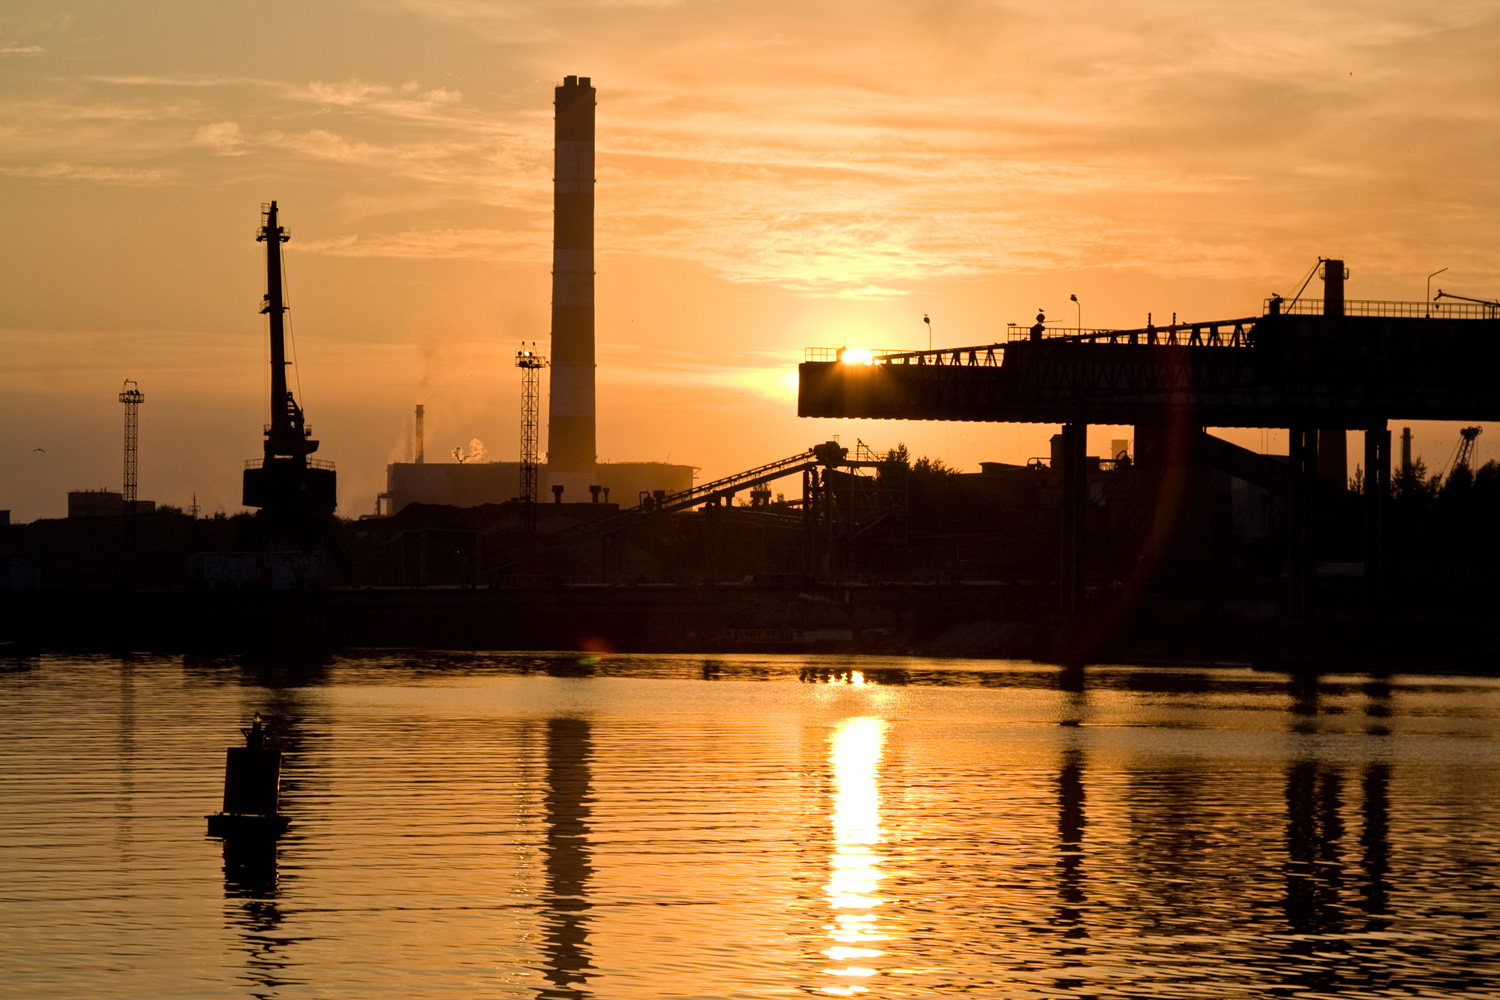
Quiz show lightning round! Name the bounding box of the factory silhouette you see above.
[4,75,1500,668]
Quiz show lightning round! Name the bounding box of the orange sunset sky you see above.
[2,1,1497,521]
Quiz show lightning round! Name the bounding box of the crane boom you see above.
[257,201,317,460]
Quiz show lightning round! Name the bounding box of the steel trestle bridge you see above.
[797,263,1500,615]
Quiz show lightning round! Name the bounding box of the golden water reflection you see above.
[822,716,888,996]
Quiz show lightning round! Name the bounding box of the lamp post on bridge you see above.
[1070,294,1081,331]
[1426,268,1447,318]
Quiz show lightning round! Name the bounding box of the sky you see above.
[2,0,1498,521]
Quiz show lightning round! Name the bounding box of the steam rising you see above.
[451,438,485,464]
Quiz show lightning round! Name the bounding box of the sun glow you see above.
[838,347,875,365]
[821,716,889,995]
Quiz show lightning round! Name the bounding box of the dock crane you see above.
[242,201,337,517]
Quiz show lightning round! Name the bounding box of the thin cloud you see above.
[838,286,908,300]
[1,45,46,56]
[3,0,1495,296]
[598,350,800,402]
[308,79,395,106]
[302,78,471,123]
[193,121,245,155]
[0,161,169,184]
[264,128,389,164]
[87,73,278,89]
[298,228,546,260]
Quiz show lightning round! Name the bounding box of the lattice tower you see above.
[1457,426,1482,473]
[119,380,144,509]
[516,345,548,521]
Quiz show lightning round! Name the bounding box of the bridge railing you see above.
[1051,317,1260,348]
[1003,325,1112,342]
[804,345,1006,367]
[244,457,336,470]
[1268,298,1499,319]
[804,299,1495,370]
[804,315,1262,367]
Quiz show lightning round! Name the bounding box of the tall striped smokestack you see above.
[548,74,596,478]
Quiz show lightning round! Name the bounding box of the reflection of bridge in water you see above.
[799,261,1500,616]
[798,663,1416,994]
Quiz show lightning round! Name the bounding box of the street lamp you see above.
[923,313,932,351]
[1070,294,1081,330]
[1426,268,1447,318]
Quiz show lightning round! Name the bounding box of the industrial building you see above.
[66,490,155,518]
[382,458,693,515]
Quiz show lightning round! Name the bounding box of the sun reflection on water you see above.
[822,716,888,996]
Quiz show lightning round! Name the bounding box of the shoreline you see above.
[4,581,1496,674]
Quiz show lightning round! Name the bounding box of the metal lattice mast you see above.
[119,380,144,509]
[1456,426,1482,474]
[516,344,548,528]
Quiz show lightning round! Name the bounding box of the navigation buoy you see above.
[205,713,290,837]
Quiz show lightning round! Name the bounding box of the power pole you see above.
[516,343,548,532]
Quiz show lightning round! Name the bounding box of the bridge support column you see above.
[1288,425,1318,617]
[802,468,819,580]
[705,499,719,585]
[1363,422,1390,613]
[1060,422,1088,614]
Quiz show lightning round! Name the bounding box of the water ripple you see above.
[1,654,1497,997]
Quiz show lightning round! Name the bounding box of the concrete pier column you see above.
[1315,263,1348,492]
[705,498,719,585]
[1288,425,1318,616]
[1318,430,1347,488]
[1363,422,1390,613]
[802,467,818,580]
[1059,422,1088,614]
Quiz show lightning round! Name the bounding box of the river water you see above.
[2,652,1498,998]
